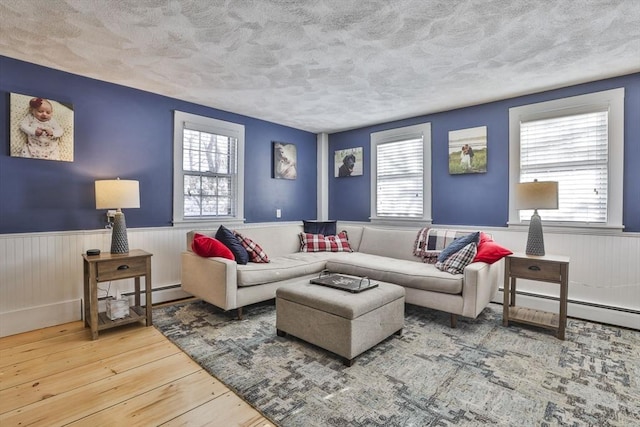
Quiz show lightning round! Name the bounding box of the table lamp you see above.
[95,178,140,254]
[515,179,558,256]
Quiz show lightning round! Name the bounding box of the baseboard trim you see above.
[0,299,81,338]
[3,286,634,338]
[495,289,639,331]
[0,285,191,338]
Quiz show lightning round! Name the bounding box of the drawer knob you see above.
[117,265,130,270]
[528,265,541,271]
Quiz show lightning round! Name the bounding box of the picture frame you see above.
[9,92,74,162]
[272,141,297,179]
[334,146,363,177]
[448,126,487,174]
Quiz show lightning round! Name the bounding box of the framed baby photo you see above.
[272,141,297,180]
[448,126,487,175]
[334,146,363,177]
[9,92,74,162]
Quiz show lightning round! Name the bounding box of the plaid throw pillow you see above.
[415,228,469,262]
[437,232,480,263]
[234,231,270,263]
[435,242,477,275]
[413,227,430,257]
[299,231,353,252]
[421,251,441,264]
[426,229,471,251]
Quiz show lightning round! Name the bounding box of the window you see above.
[173,111,244,223]
[509,88,624,230]
[370,123,432,223]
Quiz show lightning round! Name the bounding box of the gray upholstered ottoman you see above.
[276,281,405,366]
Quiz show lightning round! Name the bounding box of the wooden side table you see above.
[503,253,570,339]
[83,249,153,340]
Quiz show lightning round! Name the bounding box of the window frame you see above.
[508,88,624,233]
[370,122,432,225]
[172,111,245,225]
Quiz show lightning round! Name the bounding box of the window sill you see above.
[508,221,625,236]
[369,217,433,227]
[172,218,246,229]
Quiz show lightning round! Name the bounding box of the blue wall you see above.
[2,57,637,234]
[329,73,640,232]
[0,56,317,233]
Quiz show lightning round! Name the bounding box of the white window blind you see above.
[376,137,424,217]
[182,125,237,218]
[520,110,608,223]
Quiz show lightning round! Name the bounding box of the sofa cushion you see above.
[474,232,512,264]
[234,231,270,263]
[436,242,478,274]
[326,253,463,294]
[216,225,249,265]
[236,253,331,287]
[191,233,234,260]
[233,224,304,258]
[299,232,352,252]
[358,227,418,261]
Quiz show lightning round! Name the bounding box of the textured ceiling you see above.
[1,0,639,133]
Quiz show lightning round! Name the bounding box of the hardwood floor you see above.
[0,320,275,427]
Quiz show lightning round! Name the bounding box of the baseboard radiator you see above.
[495,289,640,331]
[96,283,192,311]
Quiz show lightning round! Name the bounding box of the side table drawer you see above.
[509,257,561,282]
[97,258,147,281]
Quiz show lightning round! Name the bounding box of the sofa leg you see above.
[450,314,457,328]
[237,307,243,320]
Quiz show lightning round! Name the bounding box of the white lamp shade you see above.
[515,181,558,210]
[95,179,140,209]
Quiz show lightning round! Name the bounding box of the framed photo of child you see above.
[448,126,487,174]
[9,92,74,162]
[272,141,297,180]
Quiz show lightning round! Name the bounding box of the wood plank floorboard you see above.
[0,321,275,427]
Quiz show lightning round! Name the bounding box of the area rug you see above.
[153,301,640,426]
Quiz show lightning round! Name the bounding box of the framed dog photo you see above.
[334,147,363,177]
[9,92,74,162]
[448,126,487,175]
[272,141,297,180]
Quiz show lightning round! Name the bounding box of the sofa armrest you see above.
[460,259,503,318]
[181,251,239,311]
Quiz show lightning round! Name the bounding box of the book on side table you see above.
[310,270,378,293]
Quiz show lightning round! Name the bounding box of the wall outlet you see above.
[107,210,116,218]
[276,209,281,218]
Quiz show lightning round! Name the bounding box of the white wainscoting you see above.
[1,224,638,337]
[491,228,639,329]
[0,226,190,337]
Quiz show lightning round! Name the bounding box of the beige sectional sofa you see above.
[181,223,504,326]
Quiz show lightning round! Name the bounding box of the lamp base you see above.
[111,211,129,254]
[525,210,545,256]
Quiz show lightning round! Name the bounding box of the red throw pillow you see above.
[478,231,493,245]
[473,233,512,264]
[191,233,234,260]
